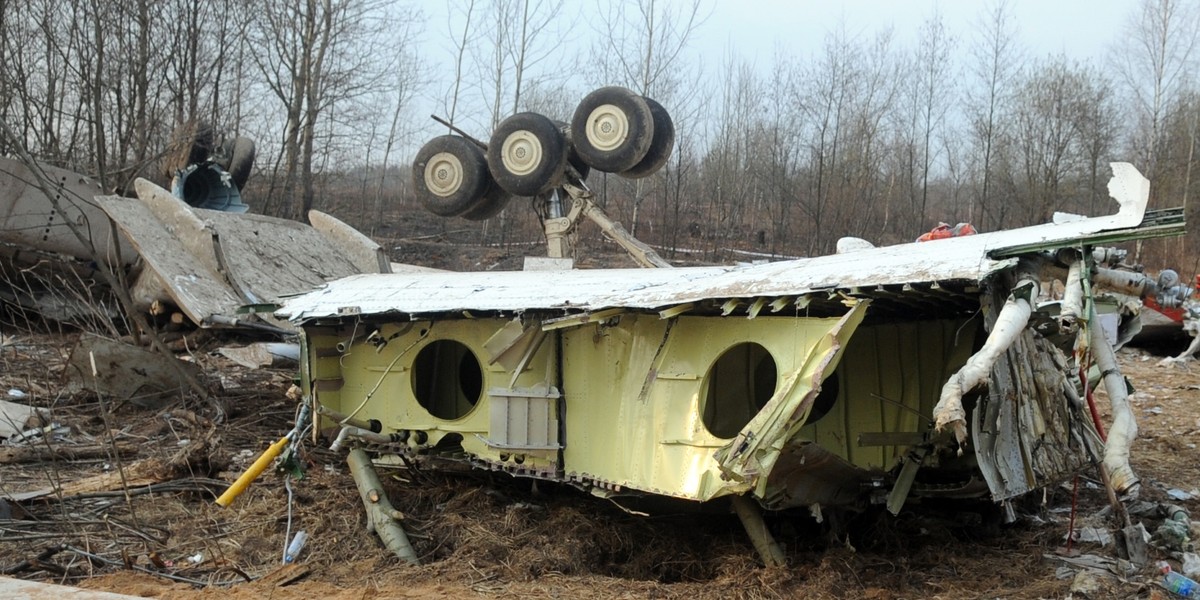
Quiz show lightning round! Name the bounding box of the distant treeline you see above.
[0,0,1197,270]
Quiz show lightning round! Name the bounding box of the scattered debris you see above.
[216,343,299,370]
[1068,568,1115,598]
[1154,510,1193,552]
[1075,526,1114,547]
[62,333,206,409]
[1170,489,1197,501]
[0,441,137,465]
[0,399,48,439]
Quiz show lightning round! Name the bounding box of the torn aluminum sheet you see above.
[283,163,1178,517]
[279,163,1160,321]
[62,333,205,409]
[0,399,49,440]
[0,156,134,266]
[94,179,391,330]
[217,342,300,369]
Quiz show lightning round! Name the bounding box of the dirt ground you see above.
[3,254,1200,599]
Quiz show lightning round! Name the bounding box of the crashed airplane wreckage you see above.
[0,151,404,332]
[277,161,1181,564]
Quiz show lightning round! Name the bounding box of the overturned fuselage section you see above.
[282,164,1178,515]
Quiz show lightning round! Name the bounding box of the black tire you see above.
[570,86,654,173]
[412,135,491,217]
[458,181,512,221]
[226,136,256,190]
[552,120,591,182]
[487,112,568,196]
[620,96,674,179]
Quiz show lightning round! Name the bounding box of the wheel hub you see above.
[424,152,463,197]
[501,130,543,176]
[586,104,629,151]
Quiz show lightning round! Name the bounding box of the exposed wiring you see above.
[338,324,431,424]
[282,475,295,565]
[337,318,363,368]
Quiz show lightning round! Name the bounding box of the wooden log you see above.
[347,448,419,564]
[731,495,785,568]
[0,441,137,464]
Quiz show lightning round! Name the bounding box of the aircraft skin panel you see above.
[560,309,865,502]
[284,163,1163,510]
[280,163,1153,321]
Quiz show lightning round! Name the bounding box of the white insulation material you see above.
[1091,307,1140,493]
[933,278,1037,443]
[1059,258,1084,325]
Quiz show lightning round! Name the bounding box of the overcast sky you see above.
[697,0,1132,63]
[404,0,1141,154]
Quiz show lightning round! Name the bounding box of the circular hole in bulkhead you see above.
[412,340,483,420]
[701,342,778,439]
[804,372,840,425]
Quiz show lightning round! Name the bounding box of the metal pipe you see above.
[316,404,377,432]
[1089,304,1140,494]
[329,426,393,452]
[933,271,1038,444]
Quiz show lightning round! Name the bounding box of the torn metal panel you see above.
[0,156,134,266]
[202,210,362,306]
[288,162,1179,515]
[94,178,383,329]
[558,310,865,502]
[713,303,867,499]
[972,326,1102,500]
[797,317,978,469]
[133,179,224,274]
[62,333,205,409]
[217,342,300,369]
[0,400,49,440]
[308,210,393,275]
[95,193,243,325]
[0,576,152,600]
[279,163,1168,321]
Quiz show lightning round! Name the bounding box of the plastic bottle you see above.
[284,531,309,564]
[1161,561,1199,598]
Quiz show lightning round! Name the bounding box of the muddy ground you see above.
[2,233,1200,599]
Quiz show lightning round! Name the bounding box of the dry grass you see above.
[1,330,1195,599]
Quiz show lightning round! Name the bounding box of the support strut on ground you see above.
[731,494,785,568]
[546,182,672,268]
[347,448,419,564]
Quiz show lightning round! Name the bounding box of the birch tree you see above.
[966,0,1022,230]
[1114,0,1200,181]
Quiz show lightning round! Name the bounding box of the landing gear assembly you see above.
[411,86,674,267]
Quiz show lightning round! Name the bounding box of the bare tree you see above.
[443,0,479,128]
[897,10,957,231]
[249,0,406,221]
[1114,0,1200,181]
[966,0,1023,230]
[1011,57,1091,224]
[1075,67,1122,215]
[586,0,709,237]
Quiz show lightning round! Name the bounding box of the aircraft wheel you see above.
[487,112,568,196]
[570,86,653,173]
[226,137,256,190]
[458,181,512,221]
[412,135,491,217]
[620,96,674,179]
